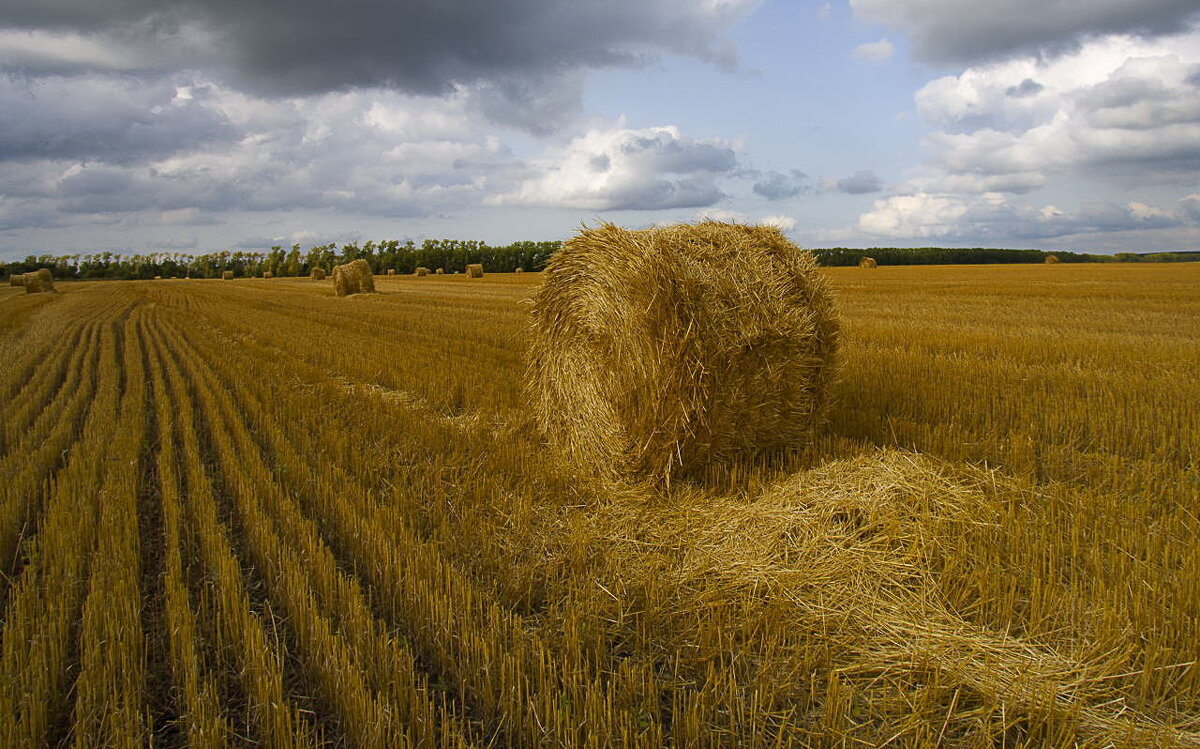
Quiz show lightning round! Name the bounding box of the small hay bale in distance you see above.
[514,267,525,274]
[332,259,376,297]
[414,267,429,277]
[23,268,56,294]
[9,274,24,287]
[222,270,234,280]
[310,267,327,280]
[262,271,272,279]
[387,269,397,275]
[526,221,840,485]
[1045,254,1060,264]
[436,268,445,275]
[466,263,484,278]
[859,256,878,268]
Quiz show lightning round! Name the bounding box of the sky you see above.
[1,0,1198,259]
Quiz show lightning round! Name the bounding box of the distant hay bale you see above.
[23,268,56,294]
[1045,254,1060,264]
[436,268,445,275]
[222,270,234,280]
[10,274,25,287]
[466,263,484,278]
[153,275,162,280]
[526,221,839,485]
[859,256,878,268]
[332,259,376,297]
[415,267,429,277]
[310,267,327,280]
[387,269,397,275]
[514,267,525,274]
[262,271,272,279]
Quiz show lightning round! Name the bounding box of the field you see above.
[0,263,1197,746]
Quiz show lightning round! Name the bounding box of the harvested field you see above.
[0,263,1197,746]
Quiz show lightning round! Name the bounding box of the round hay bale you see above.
[514,267,525,274]
[310,267,327,280]
[222,270,234,280]
[262,271,272,279]
[153,275,162,280]
[436,268,445,275]
[9,274,25,287]
[858,256,878,268]
[414,267,429,277]
[466,263,484,278]
[387,268,397,275]
[332,259,376,297]
[1045,254,1060,264]
[23,268,56,294]
[526,221,839,485]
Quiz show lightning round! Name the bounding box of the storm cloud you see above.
[1,0,757,97]
[851,0,1200,65]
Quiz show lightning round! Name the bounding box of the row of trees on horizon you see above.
[2,240,1195,280]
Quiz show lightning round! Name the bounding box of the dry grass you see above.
[332,259,375,297]
[526,221,839,485]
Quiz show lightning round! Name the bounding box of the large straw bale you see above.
[414,267,429,277]
[222,270,234,280]
[332,258,376,297]
[388,268,397,275]
[466,263,484,278]
[859,256,877,268]
[310,267,327,280]
[23,268,56,294]
[9,274,24,287]
[1045,254,1060,264]
[526,221,839,484]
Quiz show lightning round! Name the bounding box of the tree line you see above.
[0,239,561,280]
[2,241,1195,280]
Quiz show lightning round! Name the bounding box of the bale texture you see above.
[310,267,327,280]
[526,221,839,484]
[23,268,55,294]
[859,256,878,268]
[222,270,234,280]
[514,267,525,274]
[387,269,397,275]
[436,268,445,275]
[466,263,484,278]
[9,274,24,287]
[1045,254,1060,264]
[332,259,376,297]
[414,267,429,277]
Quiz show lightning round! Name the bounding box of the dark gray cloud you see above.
[851,0,1200,65]
[1,0,753,97]
[752,169,812,200]
[0,74,237,163]
[836,169,882,194]
[1005,78,1044,98]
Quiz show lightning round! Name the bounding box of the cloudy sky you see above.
[1,0,1198,258]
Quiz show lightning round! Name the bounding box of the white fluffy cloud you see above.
[915,35,1200,192]
[852,38,895,61]
[858,191,1195,241]
[490,123,739,210]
